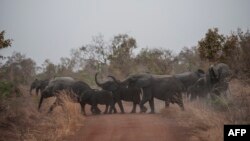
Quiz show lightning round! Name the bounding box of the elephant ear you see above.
[209,66,219,82]
[217,63,231,80]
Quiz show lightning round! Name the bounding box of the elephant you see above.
[79,89,115,115]
[208,63,232,84]
[187,77,209,100]
[38,78,78,111]
[95,73,146,113]
[174,69,205,94]
[30,79,49,95]
[187,63,232,100]
[118,73,185,113]
[38,78,101,114]
[108,75,147,113]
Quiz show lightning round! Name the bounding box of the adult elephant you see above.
[188,63,232,100]
[38,77,101,114]
[107,75,147,113]
[116,73,185,113]
[38,77,77,111]
[30,79,49,95]
[174,69,205,92]
[95,73,148,113]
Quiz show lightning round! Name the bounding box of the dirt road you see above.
[63,104,187,141]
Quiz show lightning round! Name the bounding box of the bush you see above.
[0,81,21,101]
[0,90,85,141]
[161,79,250,141]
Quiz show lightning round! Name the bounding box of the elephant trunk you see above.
[95,72,105,87]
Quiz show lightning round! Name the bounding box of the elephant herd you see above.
[30,63,232,115]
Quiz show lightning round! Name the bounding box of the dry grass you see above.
[161,79,250,141]
[0,87,85,141]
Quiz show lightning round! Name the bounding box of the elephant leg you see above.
[90,106,94,113]
[104,104,109,114]
[140,88,151,113]
[113,106,117,113]
[95,106,101,114]
[38,95,44,111]
[117,100,125,114]
[93,105,101,115]
[139,98,148,113]
[148,98,155,114]
[109,102,115,114]
[190,93,197,101]
[48,98,62,113]
[91,106,100,115]
[80,103,86,115]
[131,102,136,113]
[35,88,39,95]
[30,87,33,95]
[165,100,170,108]
[90,106,96,114]
[174,93,184,111]
[112,102,118,113]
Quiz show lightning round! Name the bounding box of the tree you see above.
[1,52,36,84]
[80,34,110,72]
[198,28,225,62]
[57,57,75,75]
[108,34,137,75]
[237,29,250,79]
[135,48,174,74]
[175,46,203,73]
[0,30,12,59]
[0,31,12,49]
[42,59,57,79]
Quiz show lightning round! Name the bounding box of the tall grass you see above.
[161,79,250,141]
[0,87,85,141]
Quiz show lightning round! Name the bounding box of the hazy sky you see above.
[0,0,249,66]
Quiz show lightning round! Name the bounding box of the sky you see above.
[0,0,250,66]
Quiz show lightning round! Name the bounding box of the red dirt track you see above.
[63,104,186,141]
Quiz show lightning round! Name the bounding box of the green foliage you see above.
[0,30,12,49]
[110,34,137,60]
[198,28,225,62]
[0,52,36,84]
[42,59,57,79]
[174,46,203,73]
[135,48,174,74]
[222,34,238,58]
[237,29,250,80]
[197,28,250,81]
[0,81,20,100]
[207,94,230,111]
[0,30,12,59]
[109,34,137,74]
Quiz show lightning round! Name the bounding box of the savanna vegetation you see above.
[0,28,250,141]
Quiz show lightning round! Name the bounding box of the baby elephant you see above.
[80,89,115,115]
